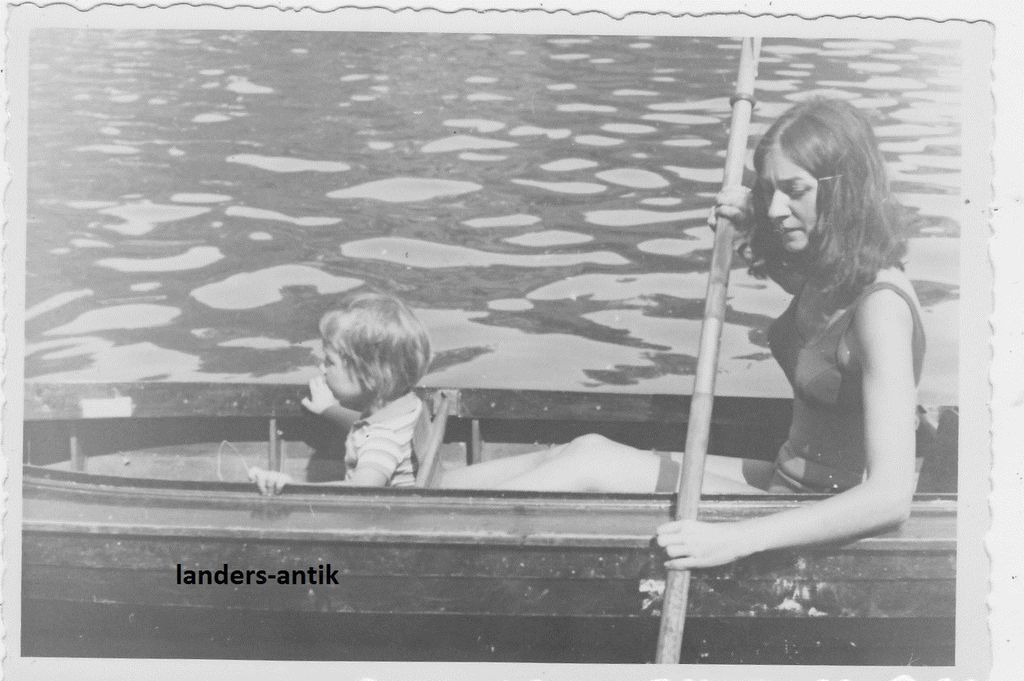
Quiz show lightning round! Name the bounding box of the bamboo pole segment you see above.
[655,36,762,664]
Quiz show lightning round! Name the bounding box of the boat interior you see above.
[22,383,959,495]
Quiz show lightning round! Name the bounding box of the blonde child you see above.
[249,292,431,494]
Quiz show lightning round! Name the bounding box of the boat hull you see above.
[24,469,955,620]
[20,382,958,661]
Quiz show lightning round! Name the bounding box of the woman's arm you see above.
[657,288,918,567]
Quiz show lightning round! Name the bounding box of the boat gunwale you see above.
[21,520,959,552]
[24,465,957,551]
[22,463,957,510]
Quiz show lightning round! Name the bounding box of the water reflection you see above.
[26,32,962,404]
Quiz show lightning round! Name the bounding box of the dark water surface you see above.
[26,32,962,402]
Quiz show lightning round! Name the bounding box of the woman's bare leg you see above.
[493,434,662,493]
[439,436,776,495]
[438,444,569,489]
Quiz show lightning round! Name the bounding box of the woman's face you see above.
[759,148,820,253]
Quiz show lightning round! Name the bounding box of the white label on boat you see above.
[80,396,134,418]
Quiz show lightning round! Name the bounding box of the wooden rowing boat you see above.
[20,381,958,662]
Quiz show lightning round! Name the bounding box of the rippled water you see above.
[26,32,961,403]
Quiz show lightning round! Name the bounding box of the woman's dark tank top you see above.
[766,280,927,493]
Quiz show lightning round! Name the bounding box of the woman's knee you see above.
[564,433,615,455]
[561,435,659,493]
[561,434,643,470]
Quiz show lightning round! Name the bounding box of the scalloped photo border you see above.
[2,3,1020,681]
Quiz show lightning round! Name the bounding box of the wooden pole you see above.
[655,36,762,664]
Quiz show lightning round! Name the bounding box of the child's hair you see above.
[318,291,432,408]
[748,98,907,300]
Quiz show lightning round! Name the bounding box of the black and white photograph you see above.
[2,3,1011,679]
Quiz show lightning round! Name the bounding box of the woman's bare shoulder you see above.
[853,268,919,343]
[842,270,918,371]
[869,267,921,309]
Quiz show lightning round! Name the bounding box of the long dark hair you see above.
[748,98,906,301]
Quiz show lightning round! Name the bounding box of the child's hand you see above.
[248,467,293,495]
[302,375,339,415]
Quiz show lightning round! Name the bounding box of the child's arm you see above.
[249,440,398,494]
[340,464,390,487]
[342,438,407,487]
[249,464,389,495]
[249,467,389,494]
[302,376,360,429]
[318,403,361,430]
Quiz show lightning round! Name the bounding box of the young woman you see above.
[249,291,432,493]
[441,99,925,568]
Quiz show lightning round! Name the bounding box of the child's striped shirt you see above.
[344,392,422,487]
